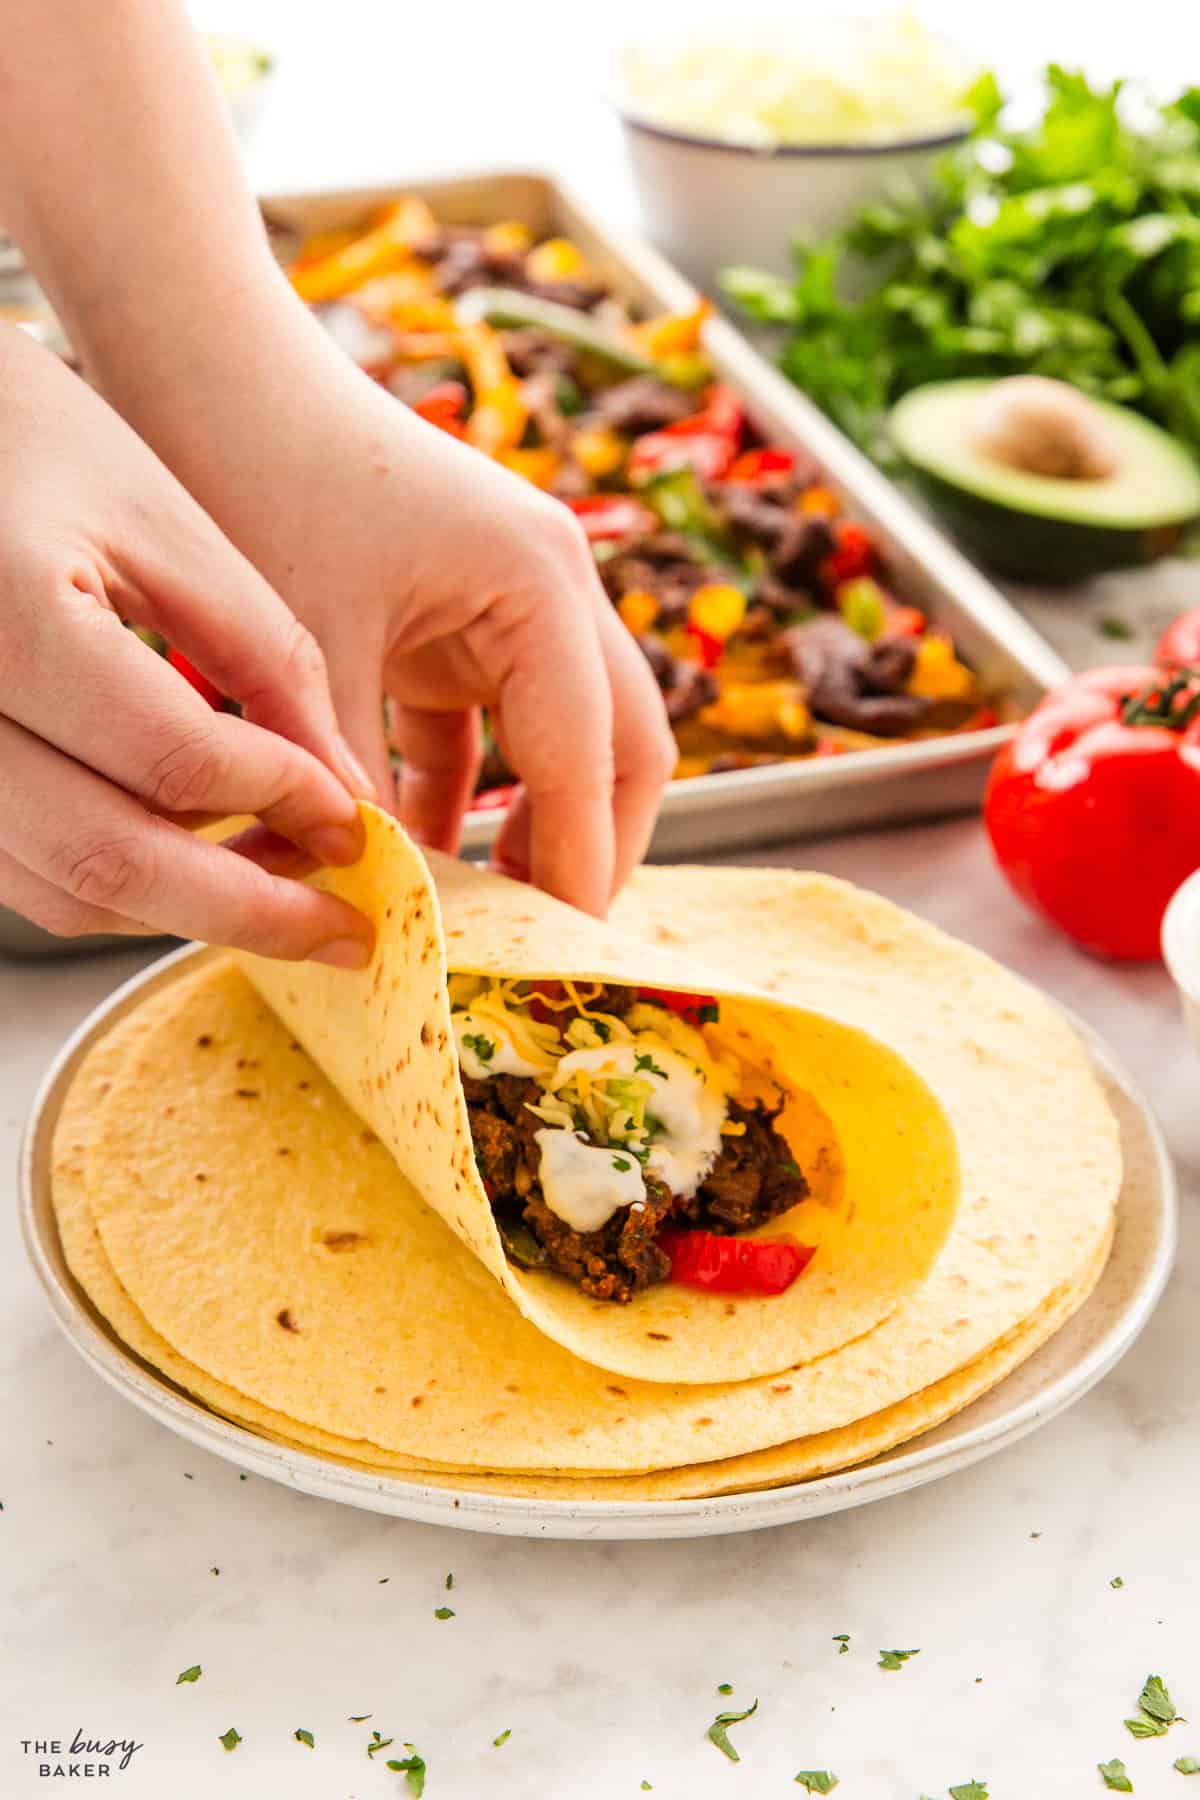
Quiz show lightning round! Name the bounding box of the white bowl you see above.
[617,109,967,296]
[1163,867,1200,1054]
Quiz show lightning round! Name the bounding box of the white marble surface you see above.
[1,819,1197,1799]
[4,5,1200,1792]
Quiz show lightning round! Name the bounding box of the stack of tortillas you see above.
[50,809,1120,1502]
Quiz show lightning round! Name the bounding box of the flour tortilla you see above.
[70,867,1121,1476]
[233,807,961,1384]
[52,983,1113,1500]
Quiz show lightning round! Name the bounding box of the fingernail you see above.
[308,935,373,970]
[336,735,377,801]
[306,822,364,867]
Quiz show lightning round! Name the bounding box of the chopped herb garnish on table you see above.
[1126,1673,1179,1737]
[445,1572,454,1589]
[492,1729,511,1748]
[1175,1755,1200,1774]
[294,1728,314,1748]
[1099,1758,1133,1791]
[1099,617,1135,641]
[795,1771,839,1792]
[1111,1576,1125,1588]
[949,1783,989,1800]
[386,1744,426,1795]
[210,1566,220,1576]
[176,1665,201,1685]
[434,1605,455,1620]
[367,1731,395,1758]
[832,1634,850,1654]
[349,1714,372,1722]
[218,1728,241,1753]
[878,1647,920,1671]
[707,1698,758,1762]
[641,1784,653,1791]
[717,1682,733,1695]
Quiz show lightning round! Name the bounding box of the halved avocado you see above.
[890,379,1200,582]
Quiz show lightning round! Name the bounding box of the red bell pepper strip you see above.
[1156,606,1200,669]
[166,647,222,709]
[636,986,720,1026]
[819,519,876,589]
[658,1229,816,1296]
[414,379,468,438]
[628,383,745,483]
[984,663,1200,961]
[725,447,795,485]
[565,494,659,542]
[685,622,725,669]
[883,604,927,638]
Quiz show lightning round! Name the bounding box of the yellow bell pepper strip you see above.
[351,265,455,333]
[484,220,533,255]
[628,298,712,359]
[570,427,627,479]
[908,635,975,700]
[457,322,528,456]
[525,236,590,282]
[617,588,660,635]
[288,198,438,303]
[688,584,747,643]
[699,680,813,743]
[497,446,562,489]
[797,485,840,519]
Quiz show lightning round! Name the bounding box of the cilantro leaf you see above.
[492,1729,511,1748]
[445,1572,454,1589]
[1111,1576,1125,1589]
[434,1605,455,1620]
[1098,618,1134,641]
[878,1647,920,1671]
[463,1032,495,1064]
[795,1772,839,1793]
[949,1783,989,1799]
[218,1728,241,1753]
[1175,1756,1200,1774]
[386,1745,426,1795]
[642,1784,653,1792]
[1126,1717,1167,1739]
[294,1728,314,1748]
[717,1683,733,1695]
[1138,1674,1178,1725]
[349,1714,372,1722]
[1099,1759,1133,1791]
[695,1003,720,1024]
[635,1053,669,1079]
[367,1731,395,1758]
[176,1665,201,1685]
[833,1634,850,1654]
[612,1156,633,1172]
[707,1698,758,1762]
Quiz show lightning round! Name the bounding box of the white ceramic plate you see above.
[21,946,1176,1540]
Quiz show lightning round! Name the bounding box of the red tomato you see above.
[1156,605,1200,669]
[984,664,1200,961]
[636,986,719,1025]
[166,648,222,709]
[819,520,876,589]
[725,447,795,485]
[658,1229,816,1296]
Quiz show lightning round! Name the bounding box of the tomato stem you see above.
[1120,666,1200,730]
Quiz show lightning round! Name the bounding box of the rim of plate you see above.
[19,942,1177,1536]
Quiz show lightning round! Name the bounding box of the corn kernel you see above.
[526,237,588,281]
[618,589,660,636]
[688,584,747,642]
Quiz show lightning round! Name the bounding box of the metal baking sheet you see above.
[1,171,1066,957]
[261,170,1068,861]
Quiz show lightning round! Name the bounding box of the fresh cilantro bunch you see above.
[724,67,1200,461]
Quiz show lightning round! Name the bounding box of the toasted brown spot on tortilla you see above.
[297,1080,310,1091]
[646,1331,671,1341]
[322,1231,363,1252]
[276,1308,299,1332]
[504,1384,520,1394]
[276,1146,291,1156]
[411,1395,424,1408]
[360,1130,378,1146]
[606,1385,628,1398]
[195,1035,212,1048]
[374,1385,386,1394]
[694,1416,714,1427]
[235,1058,259,1071]
[771,1383,792,1395]
[286,991,297,1006]
[420,1023,433,1047]
[234,1089,259,1100]
[194,1172,207,1184]
[724,1303,738,1317]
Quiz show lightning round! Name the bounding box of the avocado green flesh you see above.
[891,379,1200,580]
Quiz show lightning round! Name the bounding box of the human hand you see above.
[0,327,374,961]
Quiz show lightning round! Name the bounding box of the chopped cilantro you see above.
[949,1783,989,1799]
[445,1572,454,1589]
[367,1731,395,1759]
[349,1714,372,1722]
[463,1032,495,1064]
[878,1647,920,1671]
[434,1605,455,1620]
[707,1698,758,1762]
[1111,1577,1125,1589]
[1098,615,1135,641]
[210,1566,220,1576]
[492,1729,511,1748]
[1127,1717,1166,1739]
[717,1683,733,1695]
[1126,1673,1179,1737]
[592,1019,611,1041]
[218,1728,241,1753]
[294,1728,314,1748]
[1175,1756,1200,1774]
[641,1784,653,1792]
[695,1003,720,1024]
[795,1772,839,1793]
[612,1156,633,1172]
[1099,1759,1133,1791]
[635,1053,669,1079]
[176,1665,201,1685]
[832,1634,850,1654]
[386,1745,426,1795]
